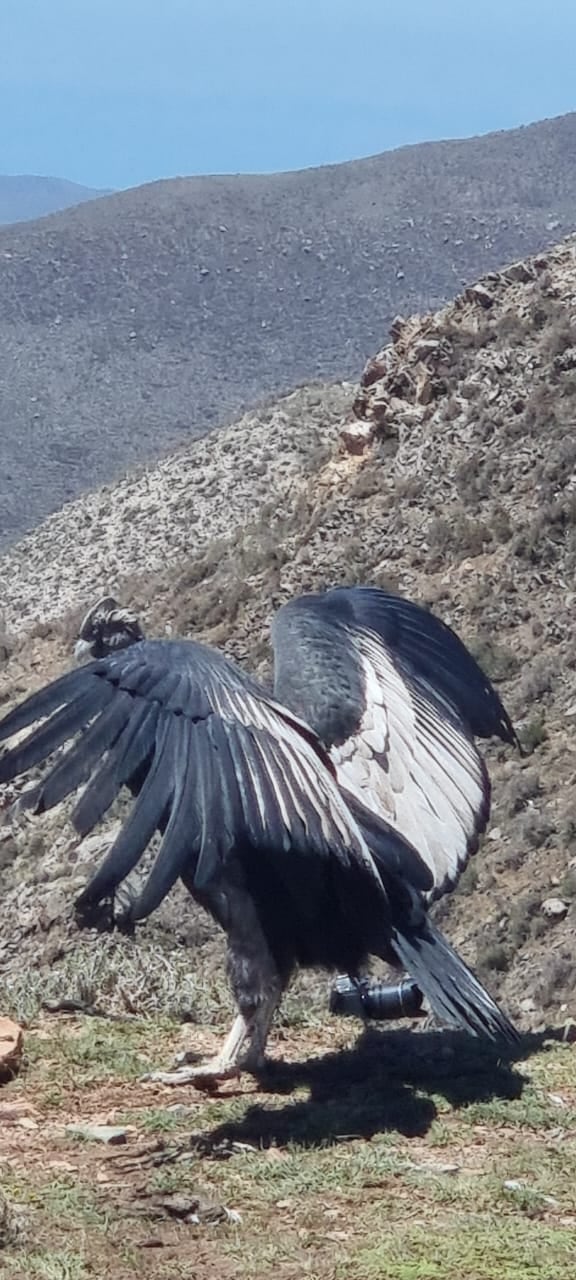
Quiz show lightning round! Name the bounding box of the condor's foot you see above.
[141,1012,268,1092]
[142,1057,243,1092]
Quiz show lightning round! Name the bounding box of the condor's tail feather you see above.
[390,915,519,1045]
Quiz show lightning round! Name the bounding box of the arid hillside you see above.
[1,234,576,1037]
[2,112,576,545]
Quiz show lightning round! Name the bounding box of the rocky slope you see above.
[0,380,354,632]
[2,236,576,1033]
[2,112,576,546]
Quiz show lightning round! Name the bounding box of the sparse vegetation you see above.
[501,770,542,817]
[428,512,494,563]
[468,637,520,683]
[476,941,511,976]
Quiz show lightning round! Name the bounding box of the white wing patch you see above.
[330,628,489,899]
[208,672,385,886]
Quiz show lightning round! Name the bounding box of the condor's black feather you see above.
[0,683,111,787]
[0,666,101,744]
[72,700,160,834]
[27,690,133,814]
[75,707,176,908]
[126,715,202,919]
[390,912,520,1043]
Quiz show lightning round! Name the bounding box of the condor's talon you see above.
[142,1011,270,1091]
[142,1061,241,1091]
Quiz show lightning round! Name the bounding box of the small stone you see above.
[541,898,568,920]
[65,1123,130,1145]
[0,1017,24,1079]
[503,1180,558,1209]
[415,371,434,405]
[360,349,393,388]
[413,339,442,362]
[338,420,376,455]
[0,1102,39,1122]
[389,315,406,342]
[465,284,495,308]
[502,260,536,284]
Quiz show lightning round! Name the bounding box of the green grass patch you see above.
[346,1220,576,1280]
[17,1015,179,1096]
[18,1250,93,1280]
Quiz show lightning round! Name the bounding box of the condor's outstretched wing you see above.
[326,587,519,747]
[0,638,431,921]
[272,587,518,900]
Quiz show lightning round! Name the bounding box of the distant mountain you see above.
[1,112,576,545]
[0,175,112,226]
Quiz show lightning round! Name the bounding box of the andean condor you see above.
[0,586,519,1086]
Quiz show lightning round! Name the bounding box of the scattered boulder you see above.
[502,259,538,284]
[65,1123,132,1145]
[0,1017,24,1080]
[389,315,406,343]
[464,283,495,309]
[541,898,569,921]
[338,420,376,455]
[553,347,576,373]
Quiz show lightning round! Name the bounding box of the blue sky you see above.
[2,0,575,190]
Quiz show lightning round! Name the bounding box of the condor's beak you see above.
[74,638,93,664]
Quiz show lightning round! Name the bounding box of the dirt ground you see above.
[2,1011,576,1280]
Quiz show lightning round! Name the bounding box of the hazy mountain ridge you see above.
[0,175,112,226]
[1,112,576,546]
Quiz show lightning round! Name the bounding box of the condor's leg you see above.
[145,880,286,1090]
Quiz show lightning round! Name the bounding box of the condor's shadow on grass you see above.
[196,1026,533,1151]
